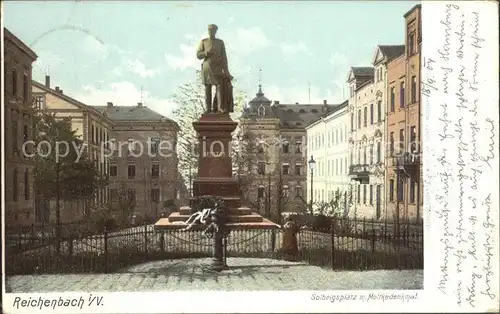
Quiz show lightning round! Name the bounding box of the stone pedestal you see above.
[155,113,279,272]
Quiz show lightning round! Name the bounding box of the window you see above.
[295,140,302,153]
[408,32,415,55]
[257,141,264,153]
[24,169,29,200]
[357,147,361,164]
[150,138,160,155]
[282,185,289,197]
[257,162,266,175]
[411,76,417,103]
[410,179,416,203]
[295,163,302,175]
[258,106,265,116]
[390,87,395,112]
[370,104,374,125]
[128,138,135,152]
[23,70,28,100]
[12,69,17,96]
[257,186,265,198]
[369,185,373,205]
[357,109,361,128]
[110,165,118,176]
[13,169,18,201]
[282,164,290,175]
[151,189,160,202]
[389,179,394,201]
[410,126,417,153]
[377,101,382,123]
[12,111,18,153]
[363,147,367,164]
[151,164,160,177]
[363,107,367,127]
[369,145,374,164]
[357,185,361,204]
[400,81,405,108]
[282,141,289,153]
[295,186,302,197]
[127,189,136,203]
[33,95,44,110]
[399,129,405,153]
[390,132,395,157]
[351,113,355,131]
[397,175,404,202]
[376,142,381,163]
[128,165,136,178]
[363,185,367,204]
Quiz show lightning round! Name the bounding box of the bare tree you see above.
[171,71,247,188]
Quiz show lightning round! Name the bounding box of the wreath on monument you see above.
[183,195,230,238]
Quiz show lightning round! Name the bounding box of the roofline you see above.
[32,80,111,120]
[4,28,38,61]
[355,79,373,91]
[372,45,405,65]
[387,53,405,66]
[305,100,348,129]
[403,4,421,18]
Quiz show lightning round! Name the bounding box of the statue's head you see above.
[208,24,218,38]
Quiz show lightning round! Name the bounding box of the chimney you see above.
[323,99,327,105]
[55,86,63,93]
[295,102,299,105]
[45,75,50,88]
[137,102,143,108]
[107,102,113,108]
[274,100,280,105]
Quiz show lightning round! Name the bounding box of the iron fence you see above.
[4,217,423,275]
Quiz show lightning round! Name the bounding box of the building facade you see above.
[385,5,422,222]
[305,101,349,214]
[372,45,405,220]
[239,86,335,220]
[93,102,180,220]
[32,77,114,223]
[4,28,38,226]
[347,67,385,219]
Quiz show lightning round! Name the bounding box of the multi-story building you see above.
[93,102,180,220]
[305,101,349,214]
[3,28,38,226]
[372,45,405,219]
[385,4,422,222]
[32,77,114,223]
[32,78,180,222]
[240,85,335,220]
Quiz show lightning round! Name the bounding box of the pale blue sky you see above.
[4,1,418,118]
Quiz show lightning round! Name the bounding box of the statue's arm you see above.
[196,40,206,60]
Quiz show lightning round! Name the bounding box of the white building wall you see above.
[306,105,349,214]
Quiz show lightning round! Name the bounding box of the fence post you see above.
[331,217,336,270]
[104,227,108,274]
[371,218,376,253]
[144,222,148,257]
[159,231,165,253]
[68,235,74,257]
[271,229,276,252]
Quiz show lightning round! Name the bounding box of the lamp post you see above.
[308,155,316,215]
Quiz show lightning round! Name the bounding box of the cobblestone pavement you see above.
[6,258,423,292]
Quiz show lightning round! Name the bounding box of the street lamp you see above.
[308,155,316,214]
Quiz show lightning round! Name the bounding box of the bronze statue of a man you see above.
[197,24,234,113]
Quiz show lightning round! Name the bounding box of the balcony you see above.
[349,164,370,184]
[392,152,420,179]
